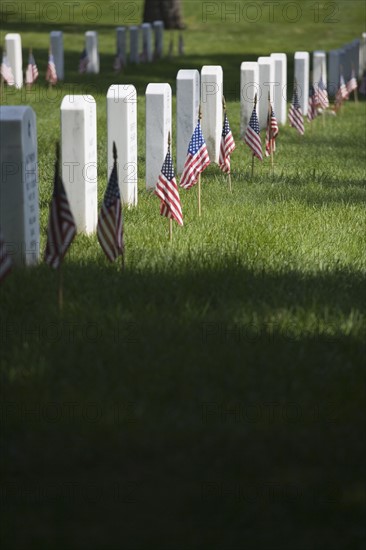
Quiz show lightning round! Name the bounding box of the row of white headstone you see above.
[3,23,165,87]
[1,34,366,267]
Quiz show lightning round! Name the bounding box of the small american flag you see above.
[0,52,14,86]
[0,228,12,284]
[289,87,305,135]
[45,144,76,269]
[316,76,329,109]
[180,120,210,189]
[244,104,263,160]
[79,48,89,74]
[219,113,236,173]
[346,68,358,94]
[25,50,39,86]
[335,74,349,110]
[155,148,183,226]
[265,104,279,157]
[307,84,318,122]
[97,143,124,262]
[46,52,57,85]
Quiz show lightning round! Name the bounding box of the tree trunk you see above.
[143,0,185,29]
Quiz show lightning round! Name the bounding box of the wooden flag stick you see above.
[198,105,202,215]
[222,95,232,192]
[267,91,275,176]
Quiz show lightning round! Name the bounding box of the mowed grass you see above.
[1,1,366,549]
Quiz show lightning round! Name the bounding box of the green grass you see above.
[1,1,366,549]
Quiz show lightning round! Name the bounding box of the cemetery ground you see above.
[1,1,366,548]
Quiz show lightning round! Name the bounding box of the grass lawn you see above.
[1,1,366,548]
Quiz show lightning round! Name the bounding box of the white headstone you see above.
[5,34,23,89]
[344,43,353,82]
[107,85,138,207]
[294,51,309,115]
[85,31,99,74]
[352,39,360,78]
[50,31,64,80]
[116,27,127,66]
[0,106,39,266]
[130,26,140,64]
[270,53,287,125]
[312,50,327,87]
[152,21,164,59]
[328,49,346,96]
[176,69,200,174]
[201,65,223,163]
[360,33,366,76]
[145,83,171,190]
[257,56,274,129]
[240,62,259,137]
[141,23,153,62]
[60,95,97,234]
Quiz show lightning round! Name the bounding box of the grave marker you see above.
[107,85,138,207]
[257,57,274,129]
[176,69,200,174]
[0,106,39,265]
[60,95,98,234]
[85,31,99,74]
[240,62,259,137]
[294,51,309,115]
[50,31,64,80]
[145,83,171,190]
[201,65,223,163]
[5,34,23,89]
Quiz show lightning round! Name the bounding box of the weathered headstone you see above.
[240,61,259,137]
[116,27,127,66]
[85,31,99,74]
[0,106,39,266]
[130,26,140,64]
[141,23,153,62]
[50,31,64,80]
[257,56,274,129]
[5,34,23,89]
[176,69,200,174]
[294,51,309,115]
[312,50,327,86]
[152,20,164,59]
[145,83,171,190]
[270,53,287,125]
[201,65,223,163]
[60,95,98,234]
[107,85,138,207]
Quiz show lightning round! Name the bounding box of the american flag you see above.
[307,84,318,122]
[25,50,39,85]
[316,76,329,109]
[265,104,279,157]
[46,52,57,85]
[79,48,89,74]
[219,113,236,173]
[180,120,210,189]
[289,87,305,135]
[97,143,124,262]
[0,52,14,86]
[244,104,263,160]
[155,148,183,226]
[346,68,358,94]
[44,144,76,269]
[0,228,12,283]
[337,74,349,100]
